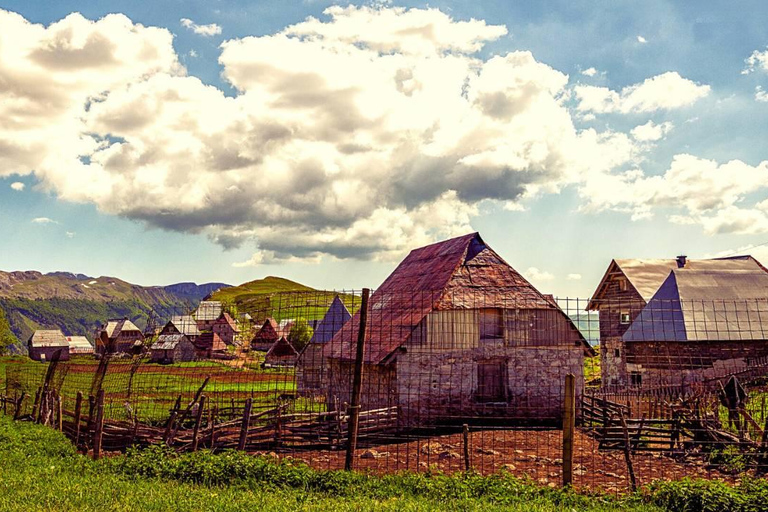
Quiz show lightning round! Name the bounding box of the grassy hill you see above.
[211,276,359,323]
[0,270,229,354]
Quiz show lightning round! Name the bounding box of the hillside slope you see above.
[0,271,230,354]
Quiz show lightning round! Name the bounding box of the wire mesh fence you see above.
[3,291,768,492]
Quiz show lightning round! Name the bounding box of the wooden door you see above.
[476,360,507,402]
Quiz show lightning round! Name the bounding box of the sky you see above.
[1,0,768,297]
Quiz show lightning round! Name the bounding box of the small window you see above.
[618,279,628,291]
[613,349,620,358]
[619,311,631,324]
[479,309,503,340]
[630,372,642,387]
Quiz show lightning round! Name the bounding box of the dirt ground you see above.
[279,428,738,493]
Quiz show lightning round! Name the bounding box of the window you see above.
[630,372,642,387]
[613,349,620,358]
[479,309,503,340]
[476,360,508,403]
[619,311,631,324]
[618,278,628,291]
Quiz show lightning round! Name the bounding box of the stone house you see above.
[251,318,280,351]
[211,313,239,346]
[150,334,196,364]
[96,319,145,355]
[297,295,351,395]
[28,330,70,361]
[263,336,299,368]
[587,256,768,389]
[193,301,223,331]
[325,232,593,426]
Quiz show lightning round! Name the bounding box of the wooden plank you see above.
[562,374,575,487]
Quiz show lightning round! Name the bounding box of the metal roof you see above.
[195,301,223,321]
[623,269,768,342]
[66,336,93,351]
[152,334,188,350]
[29,330,68,348]
[307,295,351,345]
[169,315,201,336]
[103,318,142,339]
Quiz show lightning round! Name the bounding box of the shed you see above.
[96,318,145,355]
[150,334,196,364]
[251,318,280,351]
[66,336,94,356]
[263,336,299,368]
[28,330,70,361]
[297,295,351,394]
[211,313,239,345]
[325,232,592,425]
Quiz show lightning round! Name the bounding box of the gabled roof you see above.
[623,269,768,342]
[168,315,201,336]
[195,301,223,321]
[587,256,767,309]
[213,313,239,332]
[29,330,68,348]
[152,334,189,350]
[327,232,588,364]
[265,336,298,359]
[102,318,142,339]
[308,296,351,345]
[66,336,93,351]
[252,318,279,341]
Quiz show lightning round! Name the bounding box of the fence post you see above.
[74,392,83,447]
[192,395,207,452]
[345,287,370,471]
[32,387,41,423]
[463,424,471,472]
[238,398,253,451]
[562,373,575,487]
[13,392,26,421]
[57,394,63,432]
[92,389,105,461]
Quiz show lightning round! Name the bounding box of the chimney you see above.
[676,255,687,268]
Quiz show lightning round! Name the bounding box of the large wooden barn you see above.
[587,256,768,389]
[28,330,70,361]
[96,319,145,356]
[324,232,593,425]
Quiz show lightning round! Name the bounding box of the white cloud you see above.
[756,86,768,103]
[180,18,222,37]
[525,267,555,282]
[637,35,647,44]
[581,67,597,77]
[10,181,24,191]
[630,120,673,142]
[566,273,582,280]
[743,48,768,74]
[66,231,76,238]
[188,49,198,58]
[575,72,710,114]
[31,217,57,224]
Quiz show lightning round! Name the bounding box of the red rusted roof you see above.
[326,232,581,364]
[251,318,279,343]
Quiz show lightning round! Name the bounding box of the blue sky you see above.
[1,0,767,296]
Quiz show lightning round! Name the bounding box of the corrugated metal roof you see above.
[307,296,351,345]
[623,269,768,342]
[327,232,587,364]
[152,334,187,350]
[169,315,201,336]
[29,330,68,348]
[66,336,93,351]
[195,301,223,321]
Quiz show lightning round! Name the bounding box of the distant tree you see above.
[288,318,313,352]
[0,306,18,355]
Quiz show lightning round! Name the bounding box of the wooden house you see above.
[195,332,227,358]
[66,336,94,356]
[325,233,593,425]
[96,318,145,355]
[150,334,196,364]
[28,330,70,361]
[194,301,223,330]
[251,318,280,351]
[297,295,351,394]
[587,256,768,388]
[161,316,200,342]
[263,336,299,368]
[211,313,238,346]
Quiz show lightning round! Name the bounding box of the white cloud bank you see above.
[180,18,222,37]
[10,182,24,191]
[0,6,763,263]
[744,48,768,74]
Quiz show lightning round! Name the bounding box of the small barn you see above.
[297,295,351,394]
[325,232,593,426]
[211,313,239,345]
[263,336,299,368]
[194,301,223,330]
[66,336,94,356]
[587,256,768,388]
[28,330,70,362]
[619,268,768,389]
[195,332,228,358]
[150,334,196,364]
[251,318,280,351]
[96,318,145,355]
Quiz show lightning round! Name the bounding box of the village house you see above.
[250,318,280,351]
[297,295,351,394]
[28,330,70,361]
[96,318,145,355]
[263,336,299,368]
[193,301,223,331]
[66,336,94,356]
[150,334,196,364]
[160,316,200,342]
[324,232,593,426]
[587,256,768,389]
[211,313,239,346]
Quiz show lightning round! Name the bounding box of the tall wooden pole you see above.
[562,373,575,487]
[345,288,370,471]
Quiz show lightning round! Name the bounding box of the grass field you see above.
[0,414,664,512]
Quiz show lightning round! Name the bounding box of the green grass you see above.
[0,414,662,512]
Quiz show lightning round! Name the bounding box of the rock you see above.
[420,442,445,455]
[502,464,517,471]
[439,451,461,460]
[476,448,500,456]
[360,449,387,459]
